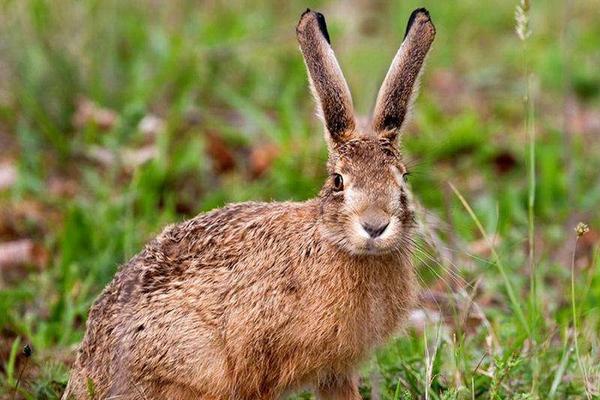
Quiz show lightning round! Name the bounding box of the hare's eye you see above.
[402,172,410,183]
[332,174,344,191]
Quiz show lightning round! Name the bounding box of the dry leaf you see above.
[205,131,235,174]
[122,145,158,170]
[72,97,118,131]
[138,114,165,137]
[249,143,278,178]
[0,162,17,191]
[87,146,115,166]
[0,200,52,240]
[47,176,79,198]
[0,239,48,272]
[87,145,157,171]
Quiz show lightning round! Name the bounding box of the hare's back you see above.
[96,200,319,310]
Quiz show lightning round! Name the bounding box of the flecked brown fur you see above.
[63,8,435,400]
[373,8,436,141]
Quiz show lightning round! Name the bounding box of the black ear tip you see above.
[298,9,331,44]
[414,7,430,16]
[404,8,432,39]
[410,7,431,19]
[314,12,331,44]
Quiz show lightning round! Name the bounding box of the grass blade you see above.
[449,182,530,336]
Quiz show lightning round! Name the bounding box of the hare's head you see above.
[297,8,435,255]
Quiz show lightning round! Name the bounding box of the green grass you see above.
[1,0,600,398]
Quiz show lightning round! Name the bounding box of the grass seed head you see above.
[575,222,590,238]
[515,0,532,41]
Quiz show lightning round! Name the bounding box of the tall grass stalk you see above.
[516,0,540,393]
[572,223,591,399]
[516,0,537,329]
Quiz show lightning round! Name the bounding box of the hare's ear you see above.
[372,8,435,141]
[297,10,356,146]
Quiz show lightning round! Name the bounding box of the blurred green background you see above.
[0,0,599,398]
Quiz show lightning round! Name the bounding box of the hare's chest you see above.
[311,269,413,358]
[354,282,409,347]
[353,268,415,343]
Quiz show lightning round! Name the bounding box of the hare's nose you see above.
[362,221,389,238]
[360,208,390,238]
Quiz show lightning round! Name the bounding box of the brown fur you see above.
[297,9,356,144]
[373,8,436,141]
[63,8,435,400]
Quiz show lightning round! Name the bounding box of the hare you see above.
[63,8,435,400]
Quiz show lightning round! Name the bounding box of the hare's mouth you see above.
[344,219,399,255]
[357,238,398,255]
[362,240,388,255]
